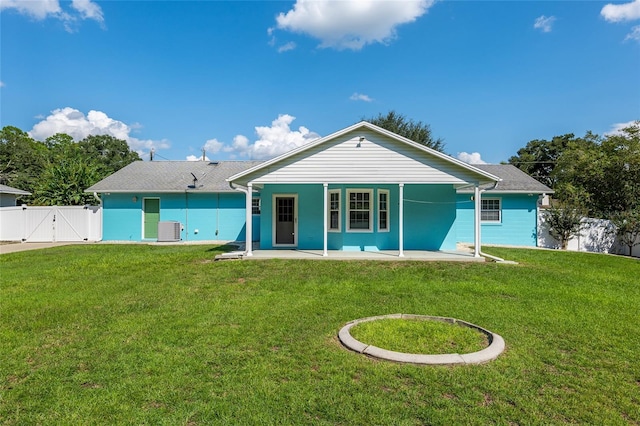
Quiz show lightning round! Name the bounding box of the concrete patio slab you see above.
[243,249,485,262]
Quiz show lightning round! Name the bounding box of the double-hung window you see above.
[347,189,373,231]
[252,198,261,215]
[328,190,341,231]
[481,198,501,222]
[378,190,389,231]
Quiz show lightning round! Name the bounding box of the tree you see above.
[33,158,101,206]
[32,133,101,206]
[0,126,141,206]
[610,209,640,256]
[508,133,598,188]
[553,122,640,218]
[0,126,48,202]
[543,202,585,250]
[78,135,140,176]
[362,111,445,152]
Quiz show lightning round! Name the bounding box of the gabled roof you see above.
[0,184,31,196]
[85,161,263,193]
[458,164,553,194]
[227,121,501,185]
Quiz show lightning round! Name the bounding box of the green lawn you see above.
[349,318,488,355]
[1,245,639,425]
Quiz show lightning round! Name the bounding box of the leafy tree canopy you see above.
[362,111,445,152]
[553,122,640,218]
[0,126,48,197]
[0,126,141,206]
[510,121,640,220]
[508,132,599,188]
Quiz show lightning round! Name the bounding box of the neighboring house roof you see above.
[227,121,502,186]
[85,160,264,193]
[458,164,553,194]
[0,184,31,196]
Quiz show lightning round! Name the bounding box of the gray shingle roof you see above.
[459,164,553,193]
[86,161,552,195]
[0,184,31,195]
[85,161,263,193]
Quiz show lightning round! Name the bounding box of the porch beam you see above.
[246,183,253,257]
[323,183,328,257]
[399,183,404,257]
[474,184,481,258]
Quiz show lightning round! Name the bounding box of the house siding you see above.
[455,193,539,246]
[257,183,457,251]
[102,192,259,242]
[247,129,485,185]
[0,193,19,207]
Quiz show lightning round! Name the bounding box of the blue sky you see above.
[1,0,639,164]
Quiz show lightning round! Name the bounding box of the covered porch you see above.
[226,122,502,260]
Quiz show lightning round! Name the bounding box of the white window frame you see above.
[252,197,261,215]
[378,189,390,232]
[327,189,341,232]
[481,198,501,223]
[347,189,373,232]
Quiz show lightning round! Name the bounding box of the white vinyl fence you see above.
[0,205,102,242]
[538,212,640,258]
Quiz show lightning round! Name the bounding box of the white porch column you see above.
[323,183,328,257]
[474,184,481,258]
[245,183,253,257]
[399,183,404,257]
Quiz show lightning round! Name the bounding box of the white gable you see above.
[234,126,495,186]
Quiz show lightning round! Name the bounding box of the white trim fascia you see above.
[84,189,240,194]
[226,121,502,184]
[457,189,555,194]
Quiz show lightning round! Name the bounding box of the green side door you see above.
[143,198,160,239]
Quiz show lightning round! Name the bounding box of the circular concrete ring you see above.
[338,314,505,365]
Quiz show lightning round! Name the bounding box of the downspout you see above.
[93,192,103,242]
[229,182,252,256]
[185,191,189,242]
[476,182,511,263]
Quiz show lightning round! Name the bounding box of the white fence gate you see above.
[0,205,102,242]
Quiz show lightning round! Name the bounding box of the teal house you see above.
[86,161,263,243]
[455,164,552,247]
[87,122,551,256]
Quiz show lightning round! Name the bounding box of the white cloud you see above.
[0,0,104,29]
[457,152,487,165]
[625,24,640,41]
[28,107,169,155]
[605,120,638,135]
[71,0,104,24]
[533,15,556,33]
[0,81,5,88]
[203,138,224,154]
[0,0,62,20]
[215,115,320,160]
[274,0,435,50]
[601,0,640,22]
[277,41,297,53]
[186,154,210,162]
[350,92,373,102]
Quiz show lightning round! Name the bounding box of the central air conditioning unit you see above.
[157,221,181,242]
